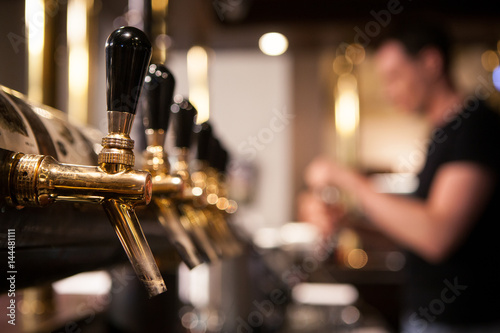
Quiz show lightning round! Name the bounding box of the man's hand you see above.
[297,190,345,237]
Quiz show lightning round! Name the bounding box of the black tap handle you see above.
[171,99,197,148]
[217,145,229,174]
[209,137,229,173]
[193,122,212,161]
[141,64,175,131]
[105,26,152,114]
[208,136,219,169]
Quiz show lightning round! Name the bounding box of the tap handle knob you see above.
[217,145,229,174]
[193,122,212,161]
[208,136,220,170]
[142,64,176,131]
[171,99,197,148]
[105,26,152,114]
[209,137,229,173]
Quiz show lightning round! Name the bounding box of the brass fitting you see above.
[10,153,151,208]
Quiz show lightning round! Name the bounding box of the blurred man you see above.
[303,23,500,332]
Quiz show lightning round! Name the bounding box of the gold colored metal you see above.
[107,111,135,134]
[103,199,166,296]
[3,98,167,297]
[141,135,206,267]
[6,150,165,297]
[169,148,223,262]
[143,129,169,174]
[154,197,203,269]
[190,163,243,258]
[11,154,151,207]
[95,110,165,297]
[145,129,166,148]
[98,111,137,167]
[152,174,183,193]
[142,140,223,264]
[177,203,220,262]
[150,0,169,64]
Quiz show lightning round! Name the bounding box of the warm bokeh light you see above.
[206,193,219,205]
[187,46,210,123]
[481,50,499,72]
[334,72,359,167]
[225,199,238,214]
[67,0,90,124]
[346,249,368,269]
[216,197,229,210]
[192,187,203,196]
[26,0,45,102]
[333,55,353,75]
[345,43,366,65]
[335,74,359,136]
[259,32,289,56]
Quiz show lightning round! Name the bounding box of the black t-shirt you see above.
[406,100,500,326]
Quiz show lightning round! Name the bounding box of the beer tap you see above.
[170,99,222,262]
[140,63,204,269]
[193,128,242,257]
[2,27,166,297]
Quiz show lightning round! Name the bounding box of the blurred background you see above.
[1,0,500,332]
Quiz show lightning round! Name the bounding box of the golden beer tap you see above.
[169,99,222,263]
[191,126,242,257]
[139,63,204,269]
[1,27,166,297]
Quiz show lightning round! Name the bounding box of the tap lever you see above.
[101,27,165,297]
[217,145,229,174]
[171,99,197,149]
[105,26,152,116]
[100,26,152,169]
[142,64,175,135]
[141,64,176,173]
[209,137,229,174]
[193,122,212,162]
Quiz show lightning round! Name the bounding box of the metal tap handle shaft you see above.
[171,99,197,148]
[105,26,152,115]
[142,64,175,132]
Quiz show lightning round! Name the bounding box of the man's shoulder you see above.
[454,99,500,134]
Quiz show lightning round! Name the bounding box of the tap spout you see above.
[154,197,203,269]
[103,199,166,297]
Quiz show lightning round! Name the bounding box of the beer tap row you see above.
[0,26,242,297]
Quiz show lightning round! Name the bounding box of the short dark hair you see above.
[375,19,452,76]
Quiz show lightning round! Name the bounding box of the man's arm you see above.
[306,159,496,263]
